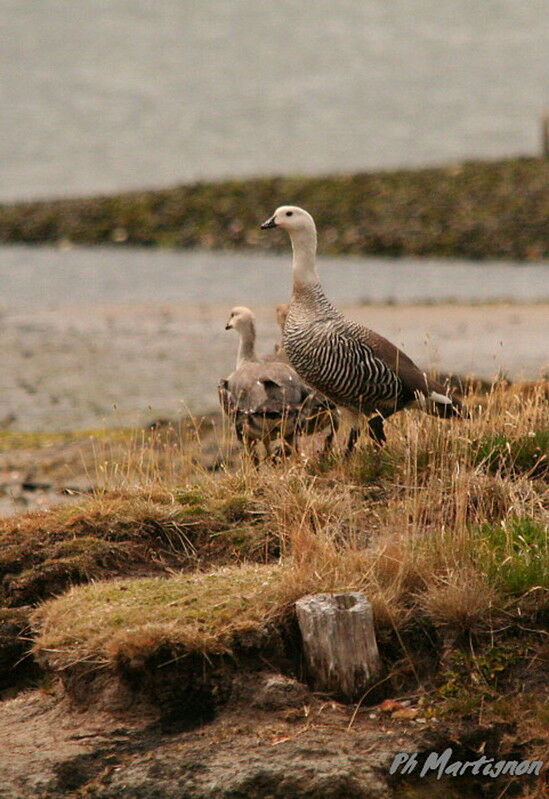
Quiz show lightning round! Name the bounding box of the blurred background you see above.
[2,0,547,200]
[1,0,548,432]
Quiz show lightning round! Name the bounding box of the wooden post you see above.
[295,592,381,700]
[543,114,549,159]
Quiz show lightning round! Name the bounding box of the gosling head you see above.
[260,205,315,233]
[225,306,255,333]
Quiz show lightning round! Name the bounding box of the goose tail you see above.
[416,379,467,419]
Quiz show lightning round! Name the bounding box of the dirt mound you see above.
[0,489,273,693]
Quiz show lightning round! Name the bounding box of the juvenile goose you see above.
[262,304,290,364]
[218,306,305,460]
[260,206,464,452]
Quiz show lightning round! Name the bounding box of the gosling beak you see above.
[260,215,277,230]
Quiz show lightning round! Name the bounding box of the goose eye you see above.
[286,211,293,217]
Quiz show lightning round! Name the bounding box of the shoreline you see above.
[1,157,547,260]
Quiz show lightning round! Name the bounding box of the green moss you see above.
[1,158,546,259]
[436,639,534,715]
[178,504,209,518]
[349,447,397,484]
[219,495,255,523]
[476,516,548,595]
[32,564,283,669]
[174,488,207,507]
[473,431,548,478]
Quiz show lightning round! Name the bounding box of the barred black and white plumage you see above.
[284,283,407,415]
[260,206,465,452]
[266,302,340,448]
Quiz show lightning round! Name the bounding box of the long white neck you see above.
[236,321,257,368]
[289,225,319,289]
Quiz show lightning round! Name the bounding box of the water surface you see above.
[2,0,547,200]
[3,246,548,309]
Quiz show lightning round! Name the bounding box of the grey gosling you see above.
[260,206,464,454]
[218,306,305,461]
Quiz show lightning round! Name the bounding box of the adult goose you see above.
[260,206,464,453]
[267,303,340,449]
[218,306,306,460]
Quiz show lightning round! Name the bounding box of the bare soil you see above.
[0,681,541,799]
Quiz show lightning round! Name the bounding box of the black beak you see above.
[260,215,277,230]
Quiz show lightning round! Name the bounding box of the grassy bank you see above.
[0,381,545,744]
[0,158,547,259]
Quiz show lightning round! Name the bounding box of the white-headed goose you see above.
[260,206,464,453]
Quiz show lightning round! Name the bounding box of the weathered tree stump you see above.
[295,592,381,700]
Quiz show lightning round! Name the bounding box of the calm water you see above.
[2,246,548,309]
[1,0,548,201]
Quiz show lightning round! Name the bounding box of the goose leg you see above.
[322,430,335,453]
[243,436,260,466]
[283,435,297,456]
[345,426,361,455]
[368,414,387,448]
[272,436,295,460]
[322,411,340,454]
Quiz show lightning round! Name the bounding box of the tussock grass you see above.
[29,380,548,685]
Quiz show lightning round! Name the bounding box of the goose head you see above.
[260,205,315,234]
[225,306,255,333]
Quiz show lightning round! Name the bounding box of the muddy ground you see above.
[2,302,547,432]
[1,677,541,799]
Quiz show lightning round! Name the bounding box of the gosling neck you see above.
[236,321,257,368]
[289,226,319,291]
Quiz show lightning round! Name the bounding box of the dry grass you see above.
[0,413,223,486]
[28,380,548,683]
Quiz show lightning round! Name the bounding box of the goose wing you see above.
[355,325,462,413]
[218,378,236,415]
[224,362,304,415]
[358,327,428,392]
